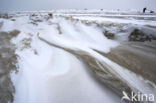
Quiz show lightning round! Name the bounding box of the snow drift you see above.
[0,11,156,103]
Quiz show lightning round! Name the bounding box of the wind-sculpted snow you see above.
[39,30,156,97]
[0,11,156,103]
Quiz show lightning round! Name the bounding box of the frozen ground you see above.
[0,10,156,103]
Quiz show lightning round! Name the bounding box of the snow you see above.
[73,16,156,26]
[11,25,120,103]
[0,11,155,103]
[6,14,120,103]
[40,29,156,95]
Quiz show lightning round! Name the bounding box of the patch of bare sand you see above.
[103,41,156,84]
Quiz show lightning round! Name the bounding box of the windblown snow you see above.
[0,10,156,103]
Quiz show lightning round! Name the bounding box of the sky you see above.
[0,0,156,11]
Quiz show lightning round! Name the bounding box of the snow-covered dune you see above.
[0,11,156,103]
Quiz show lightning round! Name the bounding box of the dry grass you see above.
[0,30,20,103]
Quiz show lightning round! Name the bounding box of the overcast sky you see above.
[0,0,156,11]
